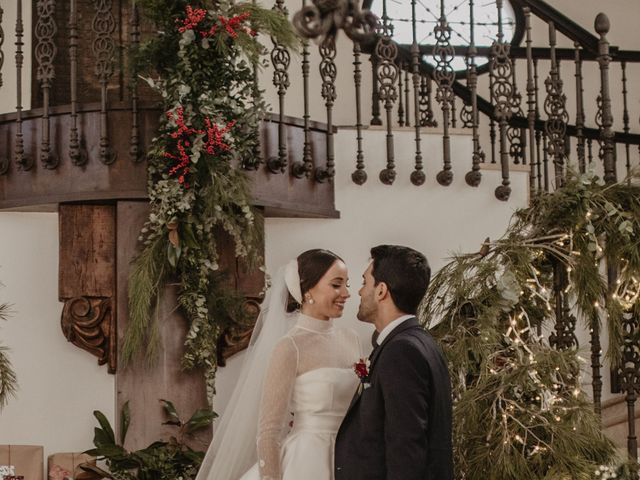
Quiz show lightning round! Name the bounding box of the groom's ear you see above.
[375,282,389,301]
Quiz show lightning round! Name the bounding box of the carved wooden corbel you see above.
[59,204,117,373]
[216,297,262,366]
[61,296,116,373]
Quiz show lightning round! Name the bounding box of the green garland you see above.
[123,0,297,396]
[421,170,640,479]
[0,299,17,409]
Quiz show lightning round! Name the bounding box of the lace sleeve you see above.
[256,335,298,480]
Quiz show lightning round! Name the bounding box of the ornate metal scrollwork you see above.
[419,75,437,128]
[549,264,578,352]
[489,1,513,201]
[507,62,524,165]
[292,7,313,179]
[292,0,378,44]
[267,0,291,175]
[549,313,578,351]
[93,0,117,165]
[460,97,474,129]
[61,296,116,373]
[376,34,398,185]
[543,24,568,188]
[316,36,338,182]
[589,312,602,415]
[35,0,58,169]
[613,308,640,458]
[433,8,455,187]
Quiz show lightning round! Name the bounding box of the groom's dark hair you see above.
[370,245,430,315]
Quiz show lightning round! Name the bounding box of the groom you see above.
[335,245,453,480]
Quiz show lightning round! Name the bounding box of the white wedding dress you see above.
[239,313,362,480]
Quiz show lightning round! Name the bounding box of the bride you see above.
[196,249,363,480]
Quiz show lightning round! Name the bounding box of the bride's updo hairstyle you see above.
[286,249,343,312]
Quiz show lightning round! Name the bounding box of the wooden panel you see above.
[115,201,211,450]
[59,204,116,298]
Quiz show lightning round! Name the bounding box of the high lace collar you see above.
[296,313,335,333]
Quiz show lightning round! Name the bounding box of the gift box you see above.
[47,452,100,480]
[0,445,44,480]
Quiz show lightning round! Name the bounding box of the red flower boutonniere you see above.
[354,358,371,384]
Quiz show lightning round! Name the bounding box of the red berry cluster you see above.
[176,5,207,33]
[219,12,255,38]
[163,107,236,188]
[204,117,236,155]
[176,5,255,38]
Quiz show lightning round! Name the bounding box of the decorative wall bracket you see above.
[61,296,116,373]
[58,204,117,373]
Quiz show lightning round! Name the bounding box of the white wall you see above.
[0,213,114,467]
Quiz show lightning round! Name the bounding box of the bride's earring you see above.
[305,295,315,305]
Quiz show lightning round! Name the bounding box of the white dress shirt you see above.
[375,314,415,346]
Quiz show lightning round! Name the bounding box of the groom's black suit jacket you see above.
[335,318,453,480]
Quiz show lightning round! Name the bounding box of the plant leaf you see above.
[93,410,116,444]
[185,408,217,433]
[120,400,131,445]
[160,399,182,426]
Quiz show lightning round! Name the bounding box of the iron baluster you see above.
[377,2,398,186]
[595,14,616,184]
[14,0,30,170]
[35,0,58,169]
[93,0,117,165]
[69,0,87,166]
[465,0,483,187]
[621,61,631,181]
[267,0,291,174]
[433,0,455,187]
[490,0,513,201]
[404,67,410,127]
[351,41,367,185]
[370,54,382,126]
[397,62,405,127]
[543,22,568,189]
[292,0,312,178]
[525,8,536,196]
[316,36,337,182]
[409,0,425,186]
[574,42,586,174]
[507,59,524,165]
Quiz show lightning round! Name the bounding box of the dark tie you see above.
[368,343,379,361]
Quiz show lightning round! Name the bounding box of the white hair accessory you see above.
[284,259,302,304]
